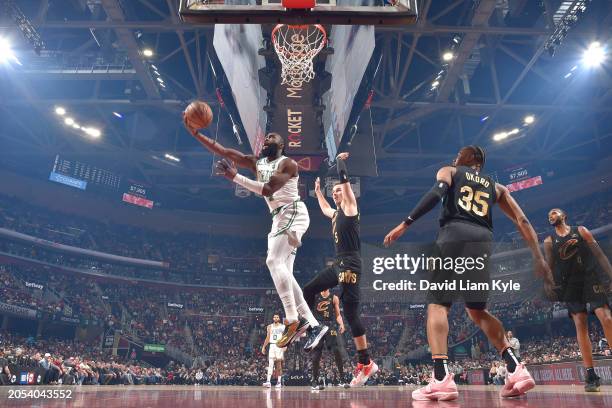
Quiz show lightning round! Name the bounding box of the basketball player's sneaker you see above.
[303,324,329,351]
[411,373,458,401]
[277,318,309,348]
[263,381,271,388]
[275,381,282,389]
[584,374,601,392]
[500,363,535,398]
[349,360,379,387]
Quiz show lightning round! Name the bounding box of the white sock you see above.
[277,376,282,384]
[267,361,273,382]
[268,237,299,322]
[289,273,319,327]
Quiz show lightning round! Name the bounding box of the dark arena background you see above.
[0,0,611,407]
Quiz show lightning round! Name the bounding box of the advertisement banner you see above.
[467,369,486,385]
[0,302,37,318]
[527,359,612,385]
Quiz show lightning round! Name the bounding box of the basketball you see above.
[185,101,213,129]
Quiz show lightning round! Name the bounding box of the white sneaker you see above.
[275,381,282,389]
[263,381,271,388]
[349,360,379,387]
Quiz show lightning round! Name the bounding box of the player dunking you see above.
[384,146,550,401]
[310,289,346,390]
[304,152,378,387]
[261,314,286,388]
[183,118,328,351]
[544,208,612,391]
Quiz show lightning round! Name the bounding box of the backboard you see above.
[179,0,418,25]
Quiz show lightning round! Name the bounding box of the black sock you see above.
[357,348,370,365]
[335,352,344,377]
[433,357,448,381]
[586,367,597,381]
[502,348,520,373]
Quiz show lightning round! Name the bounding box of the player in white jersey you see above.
[183,121,328,350]
[262,314,286,388]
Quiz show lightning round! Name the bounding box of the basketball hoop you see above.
[271,24,327,88]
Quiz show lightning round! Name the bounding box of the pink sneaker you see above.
[411,373,458,401]
[500,363,535,398]
[349,360,379,387]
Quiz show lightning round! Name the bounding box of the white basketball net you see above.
[272,24,327,88]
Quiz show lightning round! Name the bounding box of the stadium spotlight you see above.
[83,127,101,138]
[442,51,454,62]
[0,37,21,65]
[55,106,66,116]
[523,115,535,125]
[431,80,440,88]
[493,132,508,142]
[582,41,606,67]
[164,153,181,162]
[142,48,154,57]
[112,112,123,118]
[64,117,75,126]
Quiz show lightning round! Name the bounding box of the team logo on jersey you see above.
[559,239,579,260]
[317,300,330,312]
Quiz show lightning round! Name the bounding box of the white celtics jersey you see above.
[256,155,300,212]
[269,323,285,345]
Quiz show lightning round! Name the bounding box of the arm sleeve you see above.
[336,158,349,183]
[403,181,449,225]
[232,173,265,195]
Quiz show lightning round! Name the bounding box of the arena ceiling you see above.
[0,0,611,215]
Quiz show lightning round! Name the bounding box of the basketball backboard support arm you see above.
[179,0,418,26]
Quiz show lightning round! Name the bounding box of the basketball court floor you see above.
[2,385,611,407]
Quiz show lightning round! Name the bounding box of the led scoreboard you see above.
[50,155,156,209]
[122,181,155,209]
[499,164,543,193]
[50,155,122,190]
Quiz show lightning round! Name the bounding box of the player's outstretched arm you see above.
[496,183,550,279]
[215,158,297,198]
[314,177,336,218]
[578,226,612,283]
[184,113,256,172]
[383,166,454,247]
[543,237,558,299]
[336,153,358,217]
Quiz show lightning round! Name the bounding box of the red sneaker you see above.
[349,360,379,387]
[500,363,535,398]
[411,373,458,401]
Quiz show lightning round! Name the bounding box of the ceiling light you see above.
[55,107,66,116]
[442,52,454,62]
[142,48,154,57]
[523,115,535,125]
[493,132,508,141]
[164,153,180,162]
[64,117,74,125]
[0,37,21,65]
[83,127,101,138]
[582,41,606,67]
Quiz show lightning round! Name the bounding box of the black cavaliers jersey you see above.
[439,166,496,231]
[314,292,335,325]
[550,226,597,285]
[332,208,360,254]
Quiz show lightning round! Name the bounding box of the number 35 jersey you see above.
[439,166,496,231]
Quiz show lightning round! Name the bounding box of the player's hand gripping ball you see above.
[183,101,213,134]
